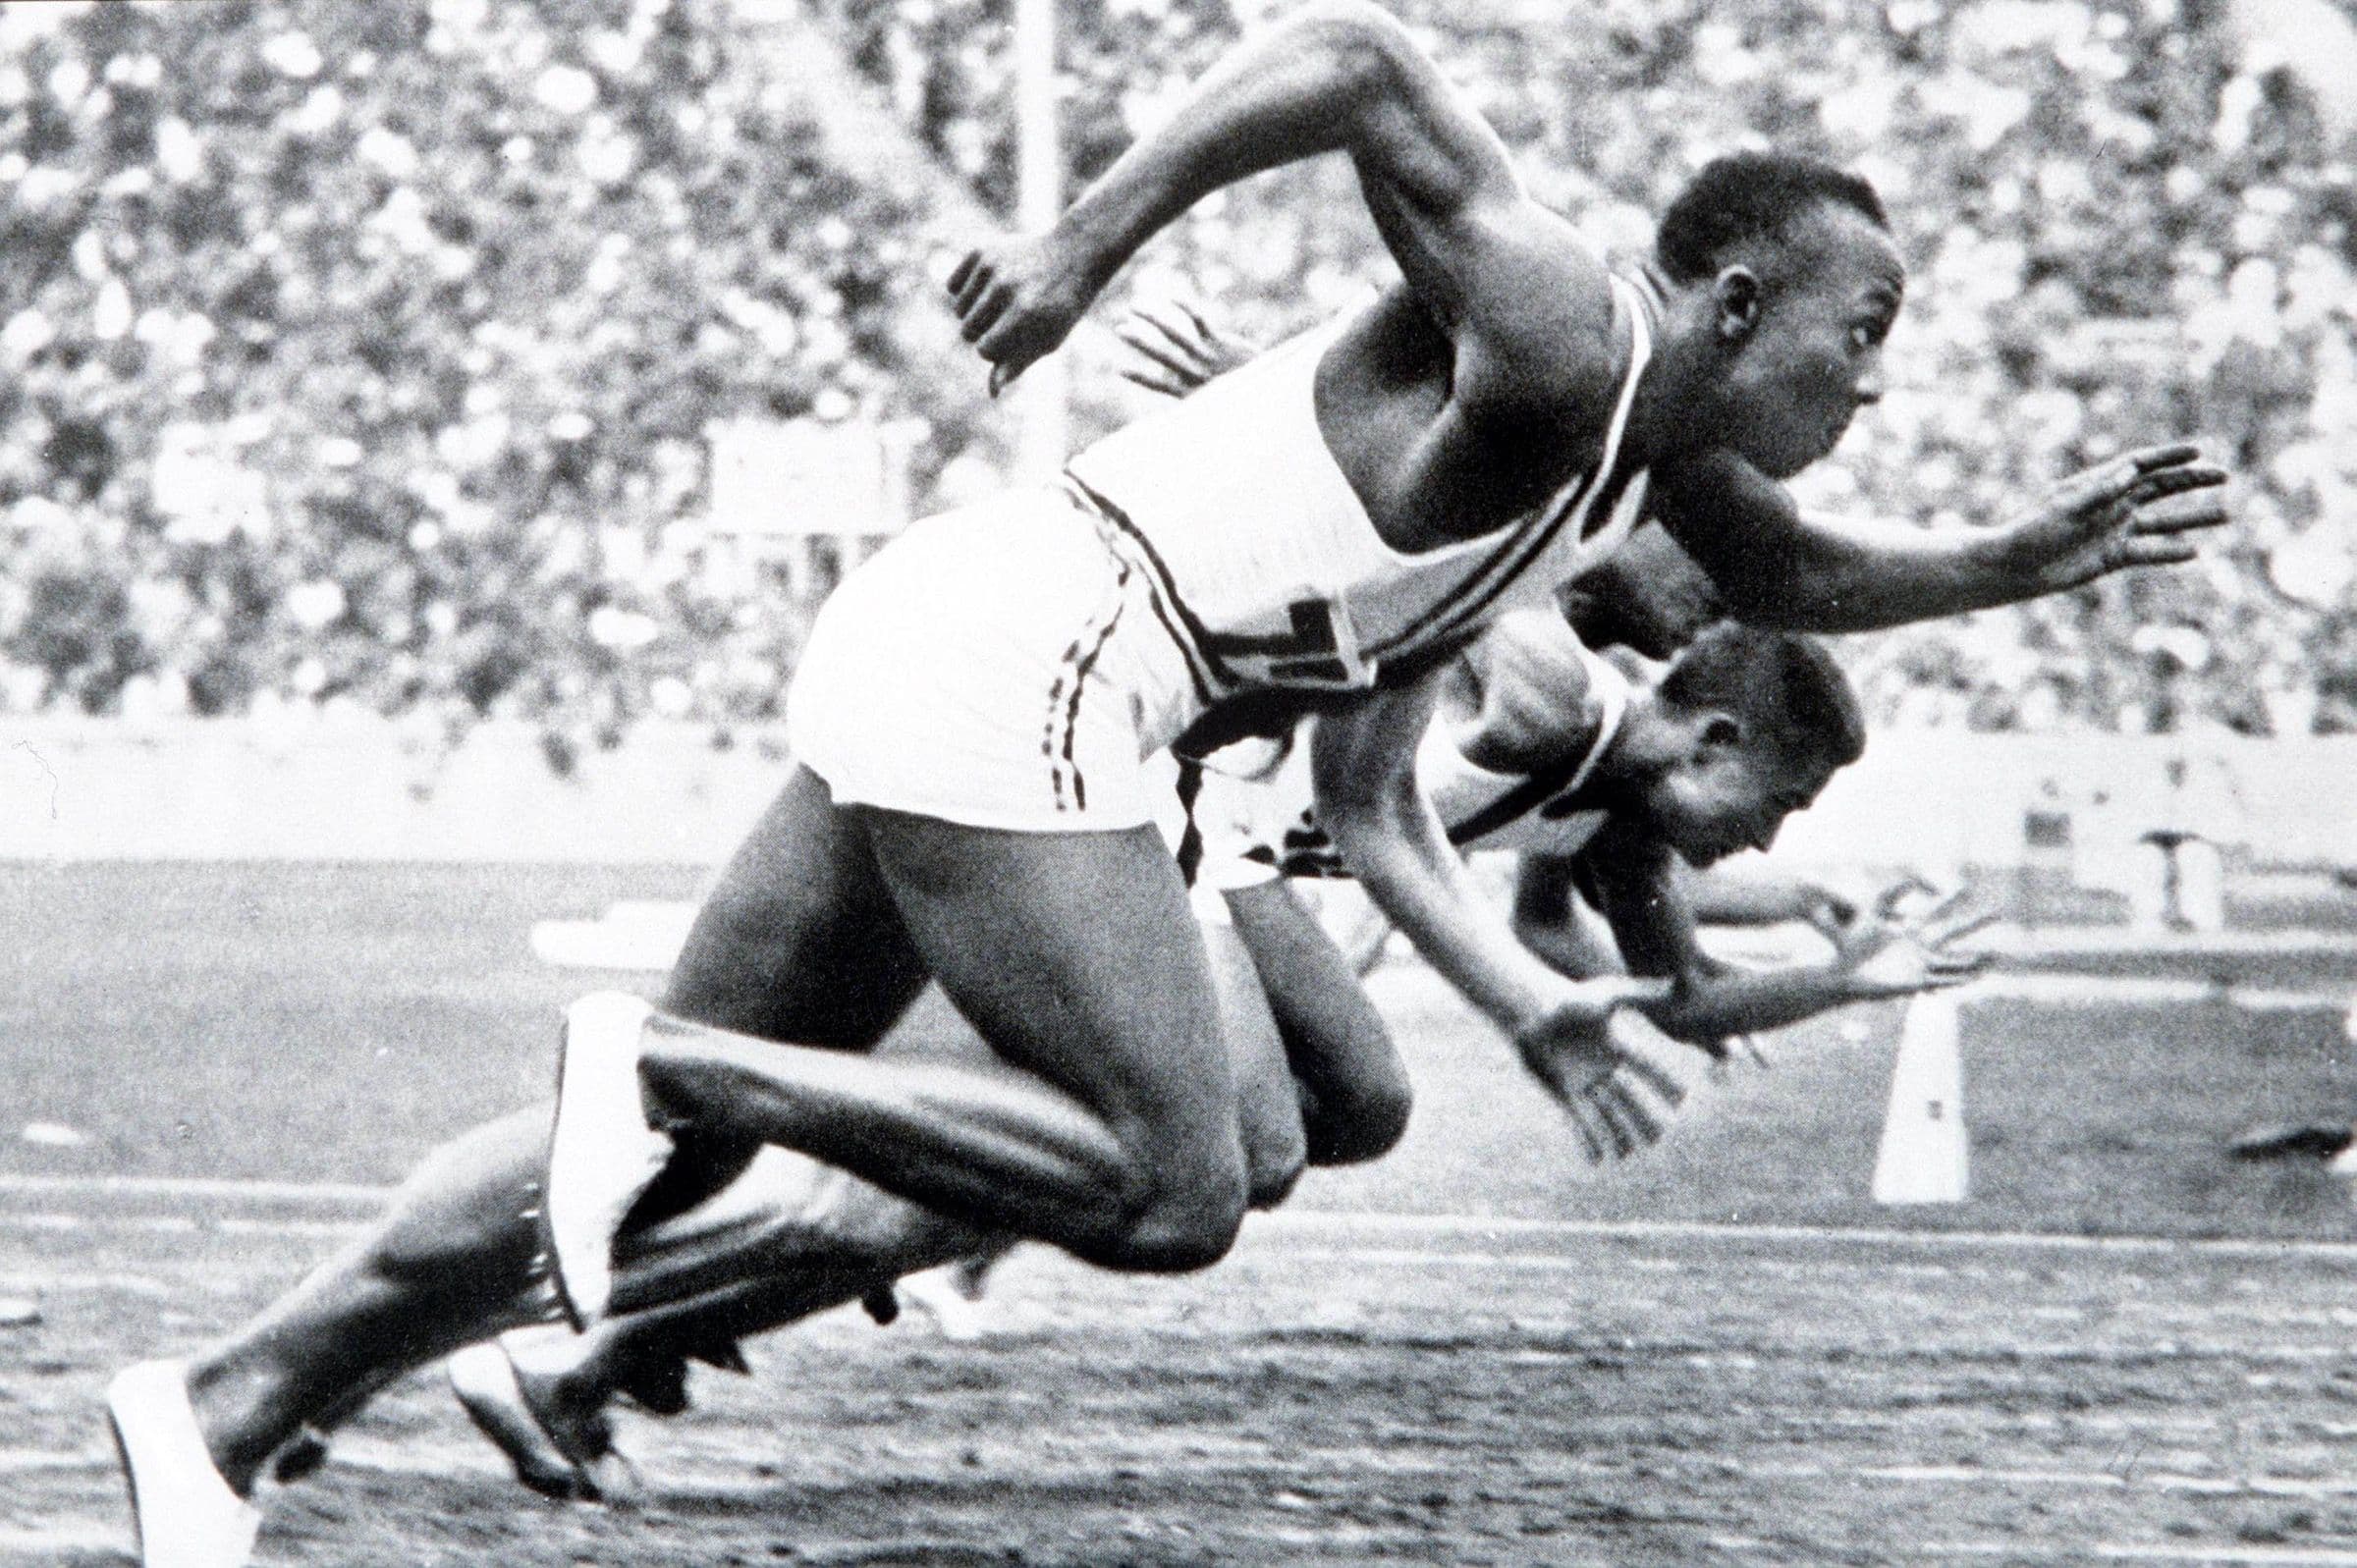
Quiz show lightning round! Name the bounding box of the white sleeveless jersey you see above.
[1184,633,1633,890]
[1066,278,1653,703]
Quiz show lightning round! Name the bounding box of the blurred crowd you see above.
[0,0,2351,759]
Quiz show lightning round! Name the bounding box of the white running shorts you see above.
[787,486,1201,833]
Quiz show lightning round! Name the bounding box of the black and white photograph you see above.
[1,0,2351,1561]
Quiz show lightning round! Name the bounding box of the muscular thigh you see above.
[664,763,930,1050]
[639,764,935,1223]
[1227,880,1406,1114]
[860,810,1239,1160]
[1201,915,1309,1203]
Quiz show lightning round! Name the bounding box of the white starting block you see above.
[1871,990,1969,1205]
[528,899,696,973]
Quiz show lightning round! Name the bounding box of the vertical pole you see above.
[1013,0,1069,479]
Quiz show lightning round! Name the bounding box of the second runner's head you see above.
[1610,624,1865,867]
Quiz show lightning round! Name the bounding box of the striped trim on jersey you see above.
[1363,276,1655,668]
[1437,647,1631,848]
[1192,640,1634,887]
[1065,474,1222,706]
[1039,553,1132,812]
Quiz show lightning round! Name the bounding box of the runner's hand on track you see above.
[1116,297,1261,398]
[1996,444,2229,595]
[947,235,1099,396]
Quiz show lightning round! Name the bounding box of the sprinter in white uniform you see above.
[110,9,2228,1559]
[787,274,1654,835]
[1189,625,1641,888]
[417,617,1993,1504]
[1191,614,1989,1107]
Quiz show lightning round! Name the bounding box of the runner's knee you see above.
[1092,1130,1249,1272]
[1237,1094,1309,1211]
[1305,1041,1413,1167]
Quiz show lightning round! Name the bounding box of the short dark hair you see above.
[1656,623,1866,769]
[1654,152,1889,284]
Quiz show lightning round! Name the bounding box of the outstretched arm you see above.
[1310,677,1668,1106]
[1578,831,1989,1041]
[1682,860,1864,934]
[1653,445,2229,633]
[950,0,1605,393]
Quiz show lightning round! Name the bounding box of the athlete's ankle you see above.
[633,1037,702,1139]
[180,1356,294,1495]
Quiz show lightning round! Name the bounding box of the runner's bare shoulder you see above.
[1446,210,1623,437]
[1456,610,1601,775]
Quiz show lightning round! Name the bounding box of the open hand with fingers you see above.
[1511,976,1690,1163]
[1561,1043,1690,1162]
[946,235,1102,396]
[1567,1021,1787,1163]
[2000,444,2229,595]
[1829,884,1997,1001]
[1115,297,1261,398]
[1511,975,1674,1103]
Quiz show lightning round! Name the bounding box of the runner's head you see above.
[1560,522,1727,662]
[1654,152,1901,479]
[1619,623,1864,866]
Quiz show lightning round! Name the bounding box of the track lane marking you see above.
[13,1181,2357,1265]
[15,1440,2356,1505]
[0,1173,385,1205]
[0,1524,128,1556]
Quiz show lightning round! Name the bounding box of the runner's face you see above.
[1643,725,1835,868]
[1715,204,1903,480]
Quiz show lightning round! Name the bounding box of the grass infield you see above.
[3,861,2353,1242]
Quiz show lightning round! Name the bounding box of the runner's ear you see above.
[1713,266,1761,343]
[1700,712,1744,750]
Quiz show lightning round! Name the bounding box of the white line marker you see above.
[18,1440,2355,1519]
[217,1216,370,1238]
[1969,973,2351,1010]
[0,1271,169,1294]
[1248,1211,2357,1265]
[15,1178,2357,1266]
[2086,1546,2357,1564]
[0,1172,386,1205]
[1930,1547,2357,1567]
[0,1211,196,1234]
[1877,1465,2357,1495]
[0,1448,111,1474]
[1874,991,1969,1205]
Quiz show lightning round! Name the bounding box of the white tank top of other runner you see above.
[1065,277,1654,699]
[1188,635,1634,890]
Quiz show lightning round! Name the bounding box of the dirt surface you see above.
[9,1204,2357,1566]
[9,862,2357,1565]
